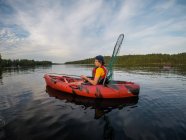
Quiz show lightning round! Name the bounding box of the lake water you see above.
[0,65,186,140]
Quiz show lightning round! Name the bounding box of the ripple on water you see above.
[0,65,186,140]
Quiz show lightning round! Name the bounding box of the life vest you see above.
[92,65,107,83]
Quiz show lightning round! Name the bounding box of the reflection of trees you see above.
[0,68,2,85]
[0,66,52,85]
[2,65,51,73]
[46,86,138,140]
[114,66,186,77]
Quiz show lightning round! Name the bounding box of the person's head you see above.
[94,55,104,67]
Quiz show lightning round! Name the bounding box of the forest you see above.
[65,53,186,67]
[0,54,52,67]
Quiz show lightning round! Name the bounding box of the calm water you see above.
[0,65,186,140]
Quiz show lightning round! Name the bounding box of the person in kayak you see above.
[69,55,108,85]
[81,55,108,85]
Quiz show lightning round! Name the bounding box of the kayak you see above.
[44,74,140,99]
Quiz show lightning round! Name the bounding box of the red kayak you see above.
[44,74,140,99]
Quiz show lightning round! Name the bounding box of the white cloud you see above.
[0,0,186,62]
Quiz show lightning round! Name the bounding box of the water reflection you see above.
[0,66,51,76]
[46,86,138,118]
[114,66,186,76]
[0,68,2,85]
[2,65,52,73]
[46,86,139,139]
[0,65,185,140]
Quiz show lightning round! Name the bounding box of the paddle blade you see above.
[112,34,124,57]
[105,34,124,82]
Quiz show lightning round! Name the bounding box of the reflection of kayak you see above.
[46,86,139,110]
[44,74,140,99]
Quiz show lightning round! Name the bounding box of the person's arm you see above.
[81,75,99,85]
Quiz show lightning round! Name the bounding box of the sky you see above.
[0,0,186,63]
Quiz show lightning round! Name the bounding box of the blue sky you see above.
[0,0,186,62]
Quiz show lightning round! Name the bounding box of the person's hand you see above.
[81,75,87,80]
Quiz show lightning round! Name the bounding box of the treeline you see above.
[65,53,186,67]
[0,54,52,67]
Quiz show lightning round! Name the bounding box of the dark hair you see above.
[95,55,104,65]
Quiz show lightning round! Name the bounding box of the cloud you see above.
[0,0,186,62]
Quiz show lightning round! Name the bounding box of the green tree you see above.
[65,53,186,68]
[0,53,2,67]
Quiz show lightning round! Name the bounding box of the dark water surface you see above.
[0,65,186,140]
